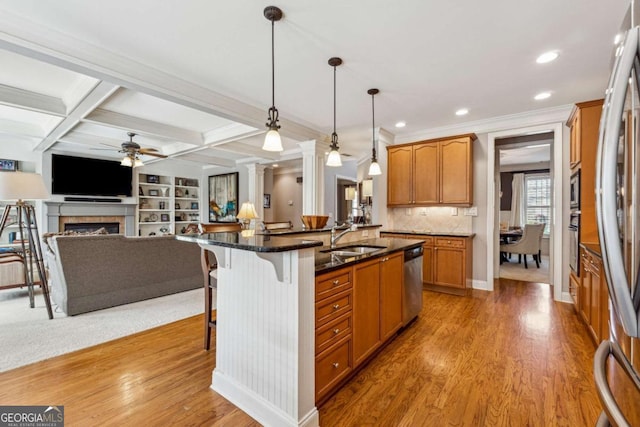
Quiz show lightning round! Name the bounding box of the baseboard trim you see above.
[560,291,573,304]
[472,279,489,291]
[212,369,319,427]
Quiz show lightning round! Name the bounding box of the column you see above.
[298,140,326,215]
[371,128,394,226]
[245,163,266,226]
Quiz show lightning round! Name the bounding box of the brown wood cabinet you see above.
[315,250,406,403]
[579,247,610,345]
[387,134,476,207]
[380,233,472,295]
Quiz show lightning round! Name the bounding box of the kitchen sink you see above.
[321,245,386,256]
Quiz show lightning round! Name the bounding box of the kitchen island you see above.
[177,231,423,426]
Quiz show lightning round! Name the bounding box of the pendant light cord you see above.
[333,64,337,137]
[271,19,275,109]
[371,92,377,160]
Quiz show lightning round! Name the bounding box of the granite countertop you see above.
[315,237,424,274]
[580,242,602,257]
[176,231,323,253]
[381,229,476,238]
[258,224,382,236]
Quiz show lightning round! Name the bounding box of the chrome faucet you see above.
[330,224,358,248]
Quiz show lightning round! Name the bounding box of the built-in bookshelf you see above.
[136,173,200,236]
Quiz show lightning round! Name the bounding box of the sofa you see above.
[45,234,202,315]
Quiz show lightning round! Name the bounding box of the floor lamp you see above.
[0,171,53,319]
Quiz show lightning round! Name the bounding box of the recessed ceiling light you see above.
[395,121,406,128]
[272,164,279,168]
[534,92,551,100]
[536,51,559,64]
[455,108,469,116]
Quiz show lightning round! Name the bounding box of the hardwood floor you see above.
[0,279,602,426]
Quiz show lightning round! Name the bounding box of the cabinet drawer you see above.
[316,289,352,327]
[316,269,352,300]
[316,311,352,354]
[435,237,465,248]
[421,236,434,246]
[315,336,352,400]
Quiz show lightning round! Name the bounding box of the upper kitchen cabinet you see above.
[387,134,476,207]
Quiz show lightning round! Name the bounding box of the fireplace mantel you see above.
[46,201,136,236]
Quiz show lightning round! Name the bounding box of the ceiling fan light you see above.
[133,157,144,168]
[368,160,382,176]
[120,156,133,167]
[263,129,283,151]
[326,148,342,167]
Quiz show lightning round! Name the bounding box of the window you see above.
[525,173,551,234]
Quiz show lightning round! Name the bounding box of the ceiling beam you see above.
[56,130,124,149]
[0,118,43,138]
[212,141,281,161]
[174,152,237,168]
[34,80,120,151]
[0,83,66,116]
[0,11,326,144]
[83,109,203,145]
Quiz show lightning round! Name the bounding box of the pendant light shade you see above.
[326,57,343,167]
[263,6,284,152]
[368,88,382,176]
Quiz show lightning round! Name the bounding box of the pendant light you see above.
[262,6,284,152]
[326,57,343,167]
[368,88,382,176]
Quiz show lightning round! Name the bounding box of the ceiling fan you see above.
[118,132,167,167]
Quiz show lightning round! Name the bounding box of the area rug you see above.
[0,287,206,372]
[499,255,550,283]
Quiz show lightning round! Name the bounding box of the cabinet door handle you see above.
[332,279,340,285]
[333,328,340,335]
[333,304,340,310]
[332,362,340,369]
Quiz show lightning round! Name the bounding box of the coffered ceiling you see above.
[0,0,629,170]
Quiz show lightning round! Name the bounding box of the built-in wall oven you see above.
[569,210,580,275]
[570,170,580,209]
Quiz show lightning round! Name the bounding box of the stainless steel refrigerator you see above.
[596,3,640,425]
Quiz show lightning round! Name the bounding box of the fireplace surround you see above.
[46,201,136,236]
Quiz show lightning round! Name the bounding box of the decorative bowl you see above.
[301,215,329,230]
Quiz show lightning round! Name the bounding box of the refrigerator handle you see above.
[596,26,640,338]
[593,340,640,427]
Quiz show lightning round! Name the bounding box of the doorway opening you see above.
[486,122,565,302]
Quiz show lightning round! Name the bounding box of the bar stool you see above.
[199,222,242,350]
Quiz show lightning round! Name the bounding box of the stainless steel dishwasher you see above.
[403,245,423,325]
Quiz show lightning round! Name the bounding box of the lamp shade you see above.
[368,160,382,176]
[326,149,342,167]
[345,187,356,201]
[263,129,283,152]
[120,156,133,167]
[362,179,373,197]
[0,171,50,201]
[237,202,259,220]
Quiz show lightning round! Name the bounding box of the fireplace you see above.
[65,222,119,234]
[46,201,136,236]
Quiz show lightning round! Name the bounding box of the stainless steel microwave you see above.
[570,170,580,209]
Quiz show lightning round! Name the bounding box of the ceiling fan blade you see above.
[142,152,168,158]
[139,147,159,153]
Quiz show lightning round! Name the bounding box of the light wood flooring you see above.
[0,278,603,426]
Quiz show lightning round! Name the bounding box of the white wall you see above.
[273,171,303,227]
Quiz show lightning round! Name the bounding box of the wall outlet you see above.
[288,200,293,206]
[464,206,478,216]
[450,207,458,216]
[362,230,369,237]
[405,208,412,216]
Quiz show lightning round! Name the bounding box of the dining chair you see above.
[499,223,545,269]
[199,222,242,350]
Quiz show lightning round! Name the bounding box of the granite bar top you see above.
[258,224,382,236]
[580,242,602,257]
[315,237,424,274]
[176,231,323,253]
[381,229,476,238]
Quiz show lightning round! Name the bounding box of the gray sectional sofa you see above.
[45,234,202,315]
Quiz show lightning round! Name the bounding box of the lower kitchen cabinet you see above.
[314,250,406,404]
[578,246,610,345]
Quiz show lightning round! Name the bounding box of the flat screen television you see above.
[52,154,133,197]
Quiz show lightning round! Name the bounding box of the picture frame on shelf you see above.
[191,202,198,210]
[175,203,181,210]
[139,186,144,196]
[159,201,166,210]
[208,172,238,222]
[148,189,159,196]
[146,175,159,183]
[160,213,170,222]
[263,193,271,208]
[0,159,17,171]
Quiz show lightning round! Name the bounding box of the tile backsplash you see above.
[387,206,473,234]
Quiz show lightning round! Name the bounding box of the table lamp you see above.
[237,201,259,230]
[0,171,53,319]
